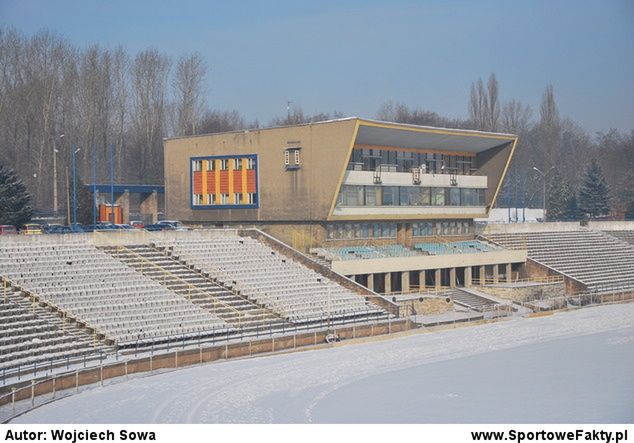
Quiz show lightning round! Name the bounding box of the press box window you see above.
[285,147,301,170]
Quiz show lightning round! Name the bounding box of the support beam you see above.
[401,271,410,294]
[449,268,456,288]
[434,269,441,291]
[419,270,426,291]
[115,191,130,224]
[479,265,486,285]
[384,272,392,295]
[493,265,499,284]
[506,263,513,283]
[140,191,158,224]
[367,273,374,292]
[465,267,472,287]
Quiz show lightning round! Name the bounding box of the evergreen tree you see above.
[578,159,611,218]
[0,163,33,227]
[564,193,581,220]
[74,177,96,225]
[546,169,579,221]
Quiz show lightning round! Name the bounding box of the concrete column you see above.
[367,274,374,292]
[479,265,486,285]
[115,190,130,224]
[418,270,426,291]
[384,272,392,294]
[140,191,158,224]
[401,271,410,294]
[493,265,499,284]
[449,268,456,288]
[506,263,513,283]
[434,269,441,291]
[465,267,473,287]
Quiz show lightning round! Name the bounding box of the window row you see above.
[412,221,472,236]
[326,223,397,240]
[193,158,256,172]
[336,185,486,207]
[348,148,476,175]
[192,193,257,206]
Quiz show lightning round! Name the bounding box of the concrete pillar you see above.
[140,191,158,224]
[384,272,392,294]
[449,268,456,288]
[419,270,426,291]
[465,267,473,287]
[115,190,130,224]
[434,269,441,291]
[401,271,410,294]
[493,265,499,284]
[506,263,513,283]
[479,265,486,285]
[367,274,374,292]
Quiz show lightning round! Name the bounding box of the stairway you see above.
[445,288,499,311]
[104,245,293,333]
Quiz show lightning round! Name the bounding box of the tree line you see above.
[0,28,632,220]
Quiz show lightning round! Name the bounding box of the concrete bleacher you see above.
[484,230,634,293]
[0,241,232,345]
[413,240,497,255]
[154,233,388,325]
[310,244,423,261]
[0,287,109,371]
[104,244,293,333]
[602,230,634,246]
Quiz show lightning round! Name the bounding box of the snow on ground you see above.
[13,303,634,424]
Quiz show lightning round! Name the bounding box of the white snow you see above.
[12,303,634,424]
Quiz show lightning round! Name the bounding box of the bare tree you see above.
[172,53,206,136]
[130,48,171,182]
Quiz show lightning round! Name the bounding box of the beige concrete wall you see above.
[334,249,527,275]
[474,282,566,302]
[164,120,357,223]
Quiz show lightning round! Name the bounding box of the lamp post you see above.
[532,166,554,221]
[52,133,64,217]
[71,147,81,227]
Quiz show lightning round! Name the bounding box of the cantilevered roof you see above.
[355,119,516,153]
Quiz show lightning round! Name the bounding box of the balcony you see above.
[342,169,488,189]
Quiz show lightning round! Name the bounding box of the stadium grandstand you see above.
[1,119,633,421]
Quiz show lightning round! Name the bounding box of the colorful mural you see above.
[190,154,258,209]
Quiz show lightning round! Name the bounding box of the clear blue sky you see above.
[1,0,633,132]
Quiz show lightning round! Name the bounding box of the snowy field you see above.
[13,303,634,424]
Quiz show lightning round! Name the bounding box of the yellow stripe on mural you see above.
[241,158,248,203]
[214,159,221,197]
[228,159,234,204]
[201,160,208,197]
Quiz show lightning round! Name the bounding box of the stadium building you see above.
[164,118,527,293]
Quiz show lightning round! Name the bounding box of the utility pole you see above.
[533,166,555,221]
[71,147,81,226]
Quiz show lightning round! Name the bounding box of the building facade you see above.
[164,118,526,292]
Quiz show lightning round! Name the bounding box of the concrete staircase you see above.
[445,288,499,311]
[104,245,293,334]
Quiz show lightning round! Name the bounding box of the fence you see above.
[0,316,410,423]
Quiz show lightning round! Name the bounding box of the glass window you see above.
[382,187,399,206]
[478,189,486,206]
[461,188,475,206]
[340,186,363,206]
[365,186,378,206]
[432,188,445,206]
[449,188,461,206]
[193,160,203,172]
[247,158,255,169]
[420,187,431,205]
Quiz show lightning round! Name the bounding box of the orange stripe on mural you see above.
[246,169,257,193]
[193,171,202,194]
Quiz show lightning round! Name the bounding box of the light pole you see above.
[532,166,554,221]
[71,147,81,227]
[52,133,64,217]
